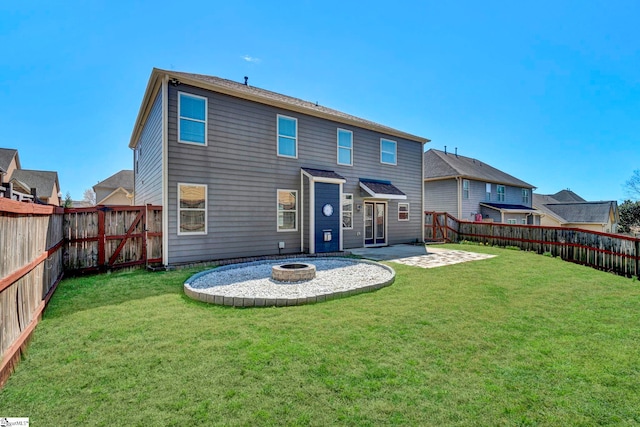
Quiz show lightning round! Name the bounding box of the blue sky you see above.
[1,0,638,202]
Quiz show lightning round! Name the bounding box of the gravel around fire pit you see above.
[183,257,395,307]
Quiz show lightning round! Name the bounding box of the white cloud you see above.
[241,55,261,63]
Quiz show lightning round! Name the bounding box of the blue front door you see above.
[314,182,340,253]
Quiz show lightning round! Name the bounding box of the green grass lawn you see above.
[1,244,639,426]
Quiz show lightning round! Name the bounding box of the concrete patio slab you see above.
[350,244,496,268]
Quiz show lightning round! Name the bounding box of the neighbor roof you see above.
[549,189,586,203]
[0,148,20,175]
[93,170,134,191]
[423,149,534,188]
[542,201,616,224]
[130,68,429,148]
[11,170,59,199]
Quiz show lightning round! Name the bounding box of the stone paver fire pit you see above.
[272,263,316,282]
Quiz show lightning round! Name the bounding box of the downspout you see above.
[300,170,304,253]
[161,75,169,266]
[421,141,425,243]
[456,177,462,219]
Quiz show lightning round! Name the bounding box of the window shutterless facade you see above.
[486,183,491,200]
[380,138,397,165]
[178,92,207,145]
[277,189,298,231]
[522,188,529,204]
[337,128,353,165]
[277,115,297,158]
[398,203,409,221]
[178,183,207,235]
[507,219,517,224]
[463,179,470,199]
[497,185,505,202]
[342,193,353,229]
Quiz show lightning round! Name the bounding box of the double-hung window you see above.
[337,129,353,165]
[380,139,397,165]
[398,203,410,221]
[277,190,298,231]
[342,193,353,229]
[178,93,207,145]
[463,179,470,199]
[522,188,530,205]
[277,115,297,158]
[497,185,505,202]
[178,183,207,235]
[486,183,491,200]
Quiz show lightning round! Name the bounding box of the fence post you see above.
[97,208,105,268]
[636,239,640,278]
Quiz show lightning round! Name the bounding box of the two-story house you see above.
[93,170,134,205]
[424,148,540,224]
[129,69,429,266]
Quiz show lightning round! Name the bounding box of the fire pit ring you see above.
[272,263,316,282]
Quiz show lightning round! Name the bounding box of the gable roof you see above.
[93,170,134,191]
[542,201,616,224]
[10,169,59,200]
[549,189,586,202]
[0,148,20,176]
[424,149,534,188]
[533,193,617,224]
[130,68,429,148]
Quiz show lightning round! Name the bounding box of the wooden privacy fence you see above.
[425,211,640,278]
[64,205,162,273]
[0,198,64,387]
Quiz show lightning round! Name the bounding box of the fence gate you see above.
[64,205,162,273]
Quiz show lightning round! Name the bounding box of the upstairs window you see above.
[178,183,207,235]
[337,129,353,165]
[277,189,298,231]
[380,139,397,165]
[497,185,505,202]
[342,193,353,229]
[522,188,530,205]
[178,93,207,145]
[277,115,297,158]
[485,183,491,200]
[463,179,470,199]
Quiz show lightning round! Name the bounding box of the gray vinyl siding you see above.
[461,179,489,221]
[94,188,111,204]
[424,179,458,217]
[165,84,423,264]
[134,90,163,206]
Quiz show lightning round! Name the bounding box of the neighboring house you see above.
[0,148,20,182]
[424,148,540,224]
[129,68,429,266]
[93,170,134,205]
[10,169,61,206]
[533,190,619,233]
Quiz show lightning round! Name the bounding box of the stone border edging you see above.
[183,257,395,307]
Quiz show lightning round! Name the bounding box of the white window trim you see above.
[463,179,470,199]
[507,219,517,224]
[277,114,298,159]
[277,189,298,232]
[486,183,491,201]
[380,138,397,165]
[177,183,207,236]
[177,92,208,146]
[337,128,353,166]
[522,188,530,204]
[398,202,410,221]
[497,185,506,202]
[342,193,353,229]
